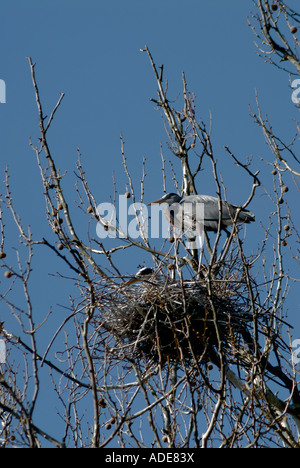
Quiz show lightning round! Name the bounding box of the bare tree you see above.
[0,1,300,448]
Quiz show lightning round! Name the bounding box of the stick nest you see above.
[95,276,254,366]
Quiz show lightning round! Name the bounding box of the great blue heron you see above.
[148,193,255,235]
[124,267,156,286]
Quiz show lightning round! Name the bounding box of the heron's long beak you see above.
[123,277,139,286]
[147,197,166,206]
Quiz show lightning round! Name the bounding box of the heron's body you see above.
[183,194,255,231]
[148,193,255,233]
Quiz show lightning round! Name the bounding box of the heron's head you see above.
[147,193,182,206]
[124,267,155,286]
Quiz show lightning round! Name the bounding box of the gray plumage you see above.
[148,193,255,232]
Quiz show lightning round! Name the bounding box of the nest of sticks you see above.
[95,274,255,366]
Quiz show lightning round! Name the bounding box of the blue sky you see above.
[0,0,295,283]
[0,1,297,212]
[0,0,299,446]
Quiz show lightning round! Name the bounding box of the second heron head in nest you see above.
[124,267,156,286]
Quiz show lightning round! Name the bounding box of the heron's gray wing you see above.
[189,195,224,231]
[182,195,255,231]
